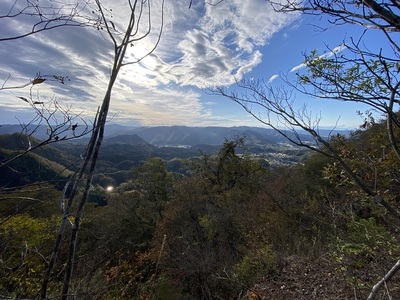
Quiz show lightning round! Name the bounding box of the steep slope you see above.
[0,148,73,188]
[0,134,75,188]
[0,133,77,168]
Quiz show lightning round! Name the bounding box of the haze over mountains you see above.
[0,123,353,176]
[0,124,349,148]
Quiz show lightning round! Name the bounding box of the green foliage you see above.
[323,118,400,215]
[234,245,278,286]
[0,184,61,219]
[120,157,176,221]
[332,218,400,268]
[0,133,77,169]
[198,214,218,242]
[155,193,233,297]
[0,147,72,189]
[1,214,55,247]
[88,185,108,206]
[298,51,397,100]
[93,173,116,187]
[197,139,266,194]
[0,214,59,298]
[329,215,400,292]
[150,275,191,300]
[150,140,274,298]
[2,125,400,298]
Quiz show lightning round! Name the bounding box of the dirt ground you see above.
[243,255,400,300]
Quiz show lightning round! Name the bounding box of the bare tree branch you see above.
[0,0,102,41]
[210,78,400,221]
[38,1,165,298]
[0,96,91,168]
[368,260,400,300]
[269,0,400,50]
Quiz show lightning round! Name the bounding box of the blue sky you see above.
[0,0,387,129]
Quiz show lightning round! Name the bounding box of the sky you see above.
[0,0,390,129]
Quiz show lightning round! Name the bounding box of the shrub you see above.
[234,245,278,286]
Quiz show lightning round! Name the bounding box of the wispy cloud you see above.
[0,0,298,126]
[268,74,279,83]
[290,62,307,73]
[289,43,347,73]
[153,0,298,87]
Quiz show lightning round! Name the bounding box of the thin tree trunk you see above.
[61,92,111,299]
[41,0,163,296]
[386,81,400,160]
[39,114,100,299]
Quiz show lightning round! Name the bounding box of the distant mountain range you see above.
[0,124,352,186]
[0,124,351,147]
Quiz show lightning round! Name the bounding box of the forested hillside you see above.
[1,117,400,299]
[1,0,399,298]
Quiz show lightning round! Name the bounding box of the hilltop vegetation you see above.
[1,118,400,299]
[0,134,74,188]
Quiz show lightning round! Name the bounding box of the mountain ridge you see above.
[0,124,351,147]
